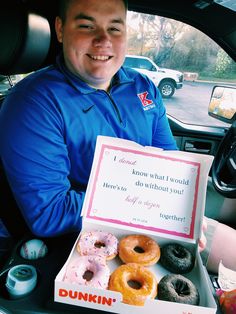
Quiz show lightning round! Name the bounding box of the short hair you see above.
[58,0,128,23]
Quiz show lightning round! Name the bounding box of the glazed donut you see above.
[77,230,118,260]
[63,255,110,289]
[160,243,194,273]
[158,274,199,305]
[108,263,157,306]
[118,234,160,266]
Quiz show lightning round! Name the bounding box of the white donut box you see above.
[54,135,217,314]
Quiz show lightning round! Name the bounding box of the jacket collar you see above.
[56,53,134,95]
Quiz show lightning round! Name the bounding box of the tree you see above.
[127,11,236,78]
[215,49,233,78]
[127,12,187,65]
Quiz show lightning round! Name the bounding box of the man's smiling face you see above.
[55,0,127,91]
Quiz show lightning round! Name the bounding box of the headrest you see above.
[0,1,51,75]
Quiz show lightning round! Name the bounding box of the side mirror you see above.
[208,86,236,124]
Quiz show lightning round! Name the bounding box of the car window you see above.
[123,57,138,68]
[124,57,153,70]
[126,11,236,128]
[0,75,24,99]
[137,59,153,70]
[0,76,10,99]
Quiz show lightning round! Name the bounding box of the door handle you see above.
[184,141,211,154]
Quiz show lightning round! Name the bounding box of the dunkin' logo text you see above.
[59,288,116,306]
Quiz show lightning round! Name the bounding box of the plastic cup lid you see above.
[5,264,37,297]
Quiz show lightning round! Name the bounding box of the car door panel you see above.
[168,116,227,156]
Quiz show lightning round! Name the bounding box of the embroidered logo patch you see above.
[137,91,155,111]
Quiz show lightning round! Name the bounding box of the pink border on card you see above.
[86,144,200,239]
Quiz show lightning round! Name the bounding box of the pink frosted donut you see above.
[63,255,110,289]
[77,230,118,260]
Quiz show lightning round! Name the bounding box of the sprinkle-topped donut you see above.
[63,255,110,289]
[77,230,118,260]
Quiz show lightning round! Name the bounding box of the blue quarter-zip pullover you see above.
[0,55,177,237]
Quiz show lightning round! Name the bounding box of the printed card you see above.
[83,136,212,240]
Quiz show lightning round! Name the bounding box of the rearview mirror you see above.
[208,86,236,124]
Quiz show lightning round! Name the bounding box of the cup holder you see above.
[0,265,40,301]
[0,233,77,309]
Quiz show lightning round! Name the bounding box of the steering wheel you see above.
[212,120,236,198]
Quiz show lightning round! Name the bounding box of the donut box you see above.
[54,136,217,314]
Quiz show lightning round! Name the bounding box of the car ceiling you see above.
[20,0,236,64]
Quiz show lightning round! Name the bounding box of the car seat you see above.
[0,0,51,239]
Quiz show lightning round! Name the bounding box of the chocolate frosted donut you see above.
[160,243,194,274]
[158,274,200,305]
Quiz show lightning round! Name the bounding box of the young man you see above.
[0,0,177,238]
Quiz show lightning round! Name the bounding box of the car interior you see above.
[0,0,235,313]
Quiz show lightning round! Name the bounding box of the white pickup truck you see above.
[123,55,183,98]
